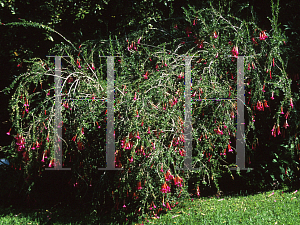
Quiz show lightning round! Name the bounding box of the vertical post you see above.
[230,56,253,171]
[176,56,201,171]
[98,56,123,170]
[46,56,71,170]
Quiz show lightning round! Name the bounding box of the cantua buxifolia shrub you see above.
[3,2,299,222]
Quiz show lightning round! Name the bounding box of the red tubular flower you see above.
[77,59,81,68]
[166,202,172,210]
[259,30,268,40]
[277,125,281,136]
[271,92,275,100]
[271,125,276,137]
[135,131,141,139]
[165,170,174,181]
[290,98,294,108]
[283,120,289,129]
[48,159,55,168]
[197,186,200,196]
[6,128,11,136]
[137,181,142,190]
[264,100,269,109]
[213,31,218,39]
[185,27,192,37]
[256,100,264,111]
[173,175,183,187]
[179,149,186,156]
[143,71,149,79]
[160,182,171,193]
[231,46,239,58]
[228,143,233,152]
[160,164,164,172]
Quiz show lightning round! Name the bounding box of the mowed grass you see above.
[140,188,300,225]
[0,188,299,225]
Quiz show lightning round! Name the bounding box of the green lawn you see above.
[0,188,299,224]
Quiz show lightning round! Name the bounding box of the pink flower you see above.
[165,170,174,181]
[152,142,155,150]
[137,37,141,44]
[231,46,239,58]
[6,128,11,135]
[41,154,45,162]
[271,125,276,137]
[228,144,233,152]
[160,182,171,193]
[214,126,223,135]
[160,164,164,172]
[166,202,172,210]
[173,175,183,187]
[213,31,218,39]
[271,92,275,100]
[133,92,137,100]
[135,131,141,139]
[48,159,55,167]
[256,100,264,111]
[290,98,294,108]
[137,181,142,190]
[259,30,268,40]
[143,71,149,79]
[129,156,133,163]
[283,120,289,129]
[174,24,178,29]
[123,204,126,208]
[277,125,281,136]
